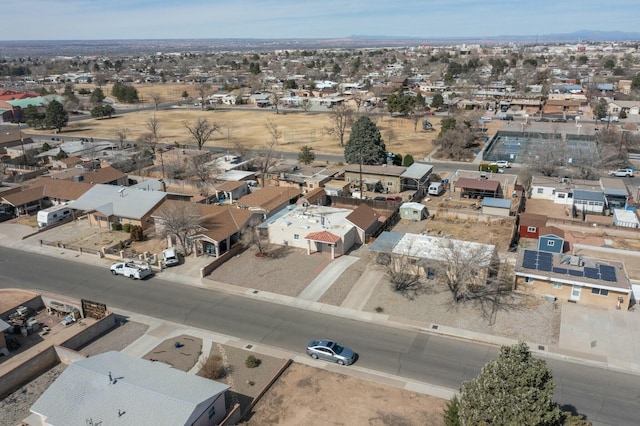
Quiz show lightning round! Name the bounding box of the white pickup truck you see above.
[110,260,153,280]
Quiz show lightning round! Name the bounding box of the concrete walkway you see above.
[341,262,385,310]
[297,255,359,302]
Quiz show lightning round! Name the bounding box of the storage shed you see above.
[481,197,511,217]
[399,202,428,221]
[613,208,639,228]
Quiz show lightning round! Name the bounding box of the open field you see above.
[67,83,444,158]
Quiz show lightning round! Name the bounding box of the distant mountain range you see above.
[0,31,638,57]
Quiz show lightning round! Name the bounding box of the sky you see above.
[3,0,640,41]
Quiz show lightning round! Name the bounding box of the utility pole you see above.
[359,153,364,196]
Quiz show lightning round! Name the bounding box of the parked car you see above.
[373,196,387,202]
[552,118,567,123]
[306,339,356,365]
[495,160,511,168]
[534,117,549,122]
[425,110,435,116]
[480,116,492,121]
[501,115,514,121]
[608,168,634,177]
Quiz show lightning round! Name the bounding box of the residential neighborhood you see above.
[1,32,640,426]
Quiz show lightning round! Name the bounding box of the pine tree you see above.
[44,100,68,133]
[344,116,387,165]
[458,342,562,426]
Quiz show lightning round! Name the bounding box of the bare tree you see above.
[254,137,278,187]
[376,251,430,300]
[114,127,129,149]
[432,122,476,160]
[197,83,211,111]
[530,142,565,177]
[156,201,202,255]
[240,224,269,256]
[184,118,221,150]
[270,92,283,114]
[149,92,162,111]
[189,155,213,183]
[324,103,354,147]
[352,91,367,114]
[264,118,283,146]
[164,159,186,179]
[145,114,161,144]
[435,239,507,307]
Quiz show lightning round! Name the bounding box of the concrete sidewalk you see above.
[297,255,359,302]
[3,222,640,377]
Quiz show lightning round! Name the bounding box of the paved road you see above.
[0,246,636,425]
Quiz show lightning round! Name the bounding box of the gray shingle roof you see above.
[69,184,166,219]
[30,351,229,426]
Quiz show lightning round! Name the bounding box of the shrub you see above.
[122,223,131,233]
[198,355,226,379]
[130,225,143,242]
[245,355,261,368]
[111,222,123,231]
[375,306,384,313]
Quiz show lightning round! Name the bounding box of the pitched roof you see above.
[346,203,379,230]
[456,177,500,191]
[1,186,46,206]
[539,226,565,239]
[305,230,341,243]
[69,184,166,219]
[30,351,229,426]
[519,213,547,228]
[344,164,407,177]
[27,178,95,201]
[573,189,605,202]
[238,186,301,212]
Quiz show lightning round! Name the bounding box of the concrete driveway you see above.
[559,302,640,373]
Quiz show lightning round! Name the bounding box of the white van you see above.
[162,247,180,267]
[428,182,444,196]
[37,205,72,228]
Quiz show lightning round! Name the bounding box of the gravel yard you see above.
[208,246,332,297]
[364,274,561,346]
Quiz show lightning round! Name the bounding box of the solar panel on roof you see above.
[599,265,617,282]
[552,267,568,274]
[584,267,600,280]
[539,252,553,262]
[522,258,537,269]
[568,269,584,277]
[538,262,552,272]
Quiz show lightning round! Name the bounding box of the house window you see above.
[525,277,534,284]
[308,184,314,189]
[294,234,300,240]
[387,181,393,187]
[547,240,555,246]
[591,288,609,296]
[557,193,565,199]
[346,177,351,182]
[537,188,544,194]
[527,226,536,233]
[208,406,216,420]
[553,282,562,289]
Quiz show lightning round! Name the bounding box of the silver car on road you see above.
[306,339,356,365]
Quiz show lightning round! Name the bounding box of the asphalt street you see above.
[0,246,637,426]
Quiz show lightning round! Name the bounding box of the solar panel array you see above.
[522,250,617,282]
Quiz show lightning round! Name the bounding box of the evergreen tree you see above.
[402,154,414,167]
[457,342,562,426]
[344,116,387,165]
[44,100,68,132]
[90,87,106,104]
[298,146,315,165]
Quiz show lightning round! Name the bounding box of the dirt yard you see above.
[65,83,439,159]
[243,363,447,426]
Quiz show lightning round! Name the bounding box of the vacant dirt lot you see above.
[243,363,446,426]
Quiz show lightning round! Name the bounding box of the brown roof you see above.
[299,187,325,205]
[238,186,301,212]
[28,178,94,201]
[215,180,247,192]
[519,213,548,228]
[75,166,127,184]
[154,200,256,242]
[456,177,500,192]
[346,203,379,230]
[1,186,45,206]
[539,226,565,239]
[305,230,341,243]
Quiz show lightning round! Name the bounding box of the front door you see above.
[570,285,582,301]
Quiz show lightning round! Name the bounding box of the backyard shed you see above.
[481,197,511,217]
[399,202,428,221]
[613,208,639,228]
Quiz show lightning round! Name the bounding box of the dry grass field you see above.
[68,83,442,158]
